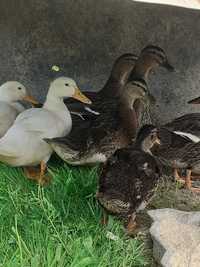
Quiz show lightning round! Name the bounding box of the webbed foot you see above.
[126,213,137,236]
[24,161,51,185]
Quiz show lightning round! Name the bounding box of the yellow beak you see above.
[23,95,39,105]
[72,88,92,104]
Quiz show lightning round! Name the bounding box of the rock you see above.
[148,208,200,267]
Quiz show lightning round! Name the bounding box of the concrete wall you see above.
[0,0,200,124]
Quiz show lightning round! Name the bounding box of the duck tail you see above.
[43,137,79,161]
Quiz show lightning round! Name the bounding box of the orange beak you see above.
[72,88,92,104]
[23,95,39,105]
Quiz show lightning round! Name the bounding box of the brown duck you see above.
[96,124,161,234]
[152,95,200,193]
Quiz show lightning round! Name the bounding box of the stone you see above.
[148,208,200,267]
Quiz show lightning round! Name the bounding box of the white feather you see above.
[84,106,100,115]
[173,131,200,143]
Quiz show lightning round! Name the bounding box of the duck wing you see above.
[64,96,120,149]
[152,128,195,167]
[14,108,67,137]
[164,113,200,137]
[180,142,200,167]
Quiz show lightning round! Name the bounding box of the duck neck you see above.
[100,65,133,97]
[134,137,153,154]
[0,93,14,103]
[120,90,139,110]
[43,95,71,122]
[119,95,139,140]
[100,77,122,97]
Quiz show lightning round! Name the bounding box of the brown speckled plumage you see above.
[154,127,200,171]
[97,125,161,225]
[164,113,200,137]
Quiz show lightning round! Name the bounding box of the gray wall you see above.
[0,0,200,124]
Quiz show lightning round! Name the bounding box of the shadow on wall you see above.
[0,0,200,123]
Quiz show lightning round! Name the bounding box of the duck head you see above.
[129,45,174,81]
[102,53,138,97]
[0,81,38,105]
[111,53,138,84]
[46,77,92,104]
[141,45,174,71]
[135,124,160,153]
[188,96,200,104]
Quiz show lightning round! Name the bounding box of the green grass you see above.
[0,159,148,267]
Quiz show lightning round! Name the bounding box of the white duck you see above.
[0,81,38,137]
[0,77,91,184]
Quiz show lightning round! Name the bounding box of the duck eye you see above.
[65,83,69,87]
[18,87,22,90]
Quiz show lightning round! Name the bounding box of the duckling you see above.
[0,81,38,137]
[44,79,152,165]
[0,77,91,184]
[96,125,161,234]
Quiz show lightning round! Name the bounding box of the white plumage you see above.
[0,77,91,168]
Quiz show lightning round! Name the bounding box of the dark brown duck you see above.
[97,124,161,234]
[152,95,200,193]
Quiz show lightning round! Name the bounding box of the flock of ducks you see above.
[1,45,200,233]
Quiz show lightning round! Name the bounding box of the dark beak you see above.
[188,96,200,104]
[162,61,174,72]
[148,92,156,105]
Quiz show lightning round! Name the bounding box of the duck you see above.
[152,94,200,193]
[44,78,153,165]
[0,81,38,137]
[0,77,91,184]
[149,95,200,192]
[96,124,161,235]
[151,126,200,193]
